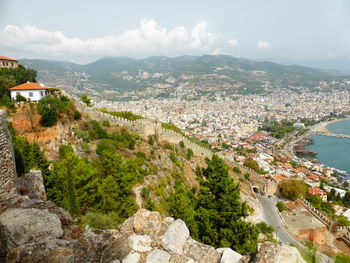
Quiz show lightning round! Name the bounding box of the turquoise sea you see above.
[305,120,350,177]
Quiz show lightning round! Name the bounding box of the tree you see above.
[276,201,286,212]
[81,94,92,106]
[278,179,308,200]
[194,155,263,254]
[37,95,61,126]
[344,192,350,207]
[244,158,260,172]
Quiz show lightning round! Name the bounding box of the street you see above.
[257,194,333,263]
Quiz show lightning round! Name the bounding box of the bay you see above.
[305,119,350,178]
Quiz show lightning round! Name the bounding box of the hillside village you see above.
[1,57,350,262]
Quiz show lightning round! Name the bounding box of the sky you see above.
[0,0,349,64]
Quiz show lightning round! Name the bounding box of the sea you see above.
[305,120,350,180]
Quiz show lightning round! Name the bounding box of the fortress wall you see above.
[69,95,213,158]
[0,110,17,198]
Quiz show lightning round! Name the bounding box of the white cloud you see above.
[226,39,238,47]
[256,40,271,49]
[0,20,221,62]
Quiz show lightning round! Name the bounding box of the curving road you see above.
[257,195,333,263]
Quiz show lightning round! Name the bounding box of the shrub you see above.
[278,179,308,200]
[335,253,350,263]
[233,167,241,174]
[102,120,110,127]
[15,94,27,102]
[73,111,81,121]
[276,201,286,212]
[37,95,61,127]
[136,152,147,159]
[186,148,194,160]
[81,94,92,106]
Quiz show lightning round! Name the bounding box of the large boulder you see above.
[216,248,242,263]
[0,208,63,257]
[253,242,306,263]
[161,219,189,254]
[183,239,221,263]
[17,170,46,201]
[146,249,171,263]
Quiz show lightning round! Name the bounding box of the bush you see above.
[233,167,241,174]
[81,94,92,106]
[37,95,61,127]
[335,253,350,263]
[278,179,308,200]
[276,201,286,212]
[81,212,117,229]
[186,148,194,160]
[102,120,110,127]
[15,94,27,102]
[136,152,147,159]
[73,111,81,120]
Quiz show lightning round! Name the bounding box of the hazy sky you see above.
[1,0,349,63]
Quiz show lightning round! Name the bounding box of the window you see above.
[16,92,20,96]
[29,92,33,97]
[40,91,43,96]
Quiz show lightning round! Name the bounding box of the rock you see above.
[129,234,152,252]
[122,252,141,263]
[17,170,46,201]
[101,236,131,262]
[4,237,85,263]
[133,209,162,236]
[253,242,306,263]
[161,219,189,254]
[146,249,170,263]
[216,248,242,263]
[0,208,63,255]
[184,239,221,263]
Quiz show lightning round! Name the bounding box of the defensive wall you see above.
[70,95,212,158]
[0,110,17,199]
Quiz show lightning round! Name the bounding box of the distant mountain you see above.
[267,57,350,74]
[19,55,347,97]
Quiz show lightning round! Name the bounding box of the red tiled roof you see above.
[0,56,17,61]
[308,188,326,196]
[9,82,49,90]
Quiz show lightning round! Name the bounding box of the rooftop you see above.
[9,82,49,91]
[0,56,17,62]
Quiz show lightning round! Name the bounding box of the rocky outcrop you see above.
[17,170,46,201]
[247,242,306,263]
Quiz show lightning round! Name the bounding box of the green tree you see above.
[335,253,350,263]
[195,155,260,254]
[278,179,308,200]
[276,201,286,212]
[81,94,92,106]
[37,95,61,126]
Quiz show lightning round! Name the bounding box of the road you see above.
[257,194,333,263]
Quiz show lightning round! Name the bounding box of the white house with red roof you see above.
[0,56,18,68]
[9,82,49,101]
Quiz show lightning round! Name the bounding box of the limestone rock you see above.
[17,170,46,201]
[253,242,306,263]
[146,249,170,263]
[0,208,63,254]
[101,236,131,262]
[4,237,79,263]
[216,248,242,263]
[161,219,189,254]
[122,252,141,263]
[133,209,162,236]
[129,234,152,252]
[184,239,221,263]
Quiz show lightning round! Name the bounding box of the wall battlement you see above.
[70,95,212,158]
[0,110,17,198]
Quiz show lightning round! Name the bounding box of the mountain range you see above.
[19,55,348,98]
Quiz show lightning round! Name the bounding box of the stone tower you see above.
[0,110,17,198]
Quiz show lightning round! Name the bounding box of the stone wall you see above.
[0,110,17,198]
[69,95,213,158]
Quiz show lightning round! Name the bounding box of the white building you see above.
[9,82,49,101]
